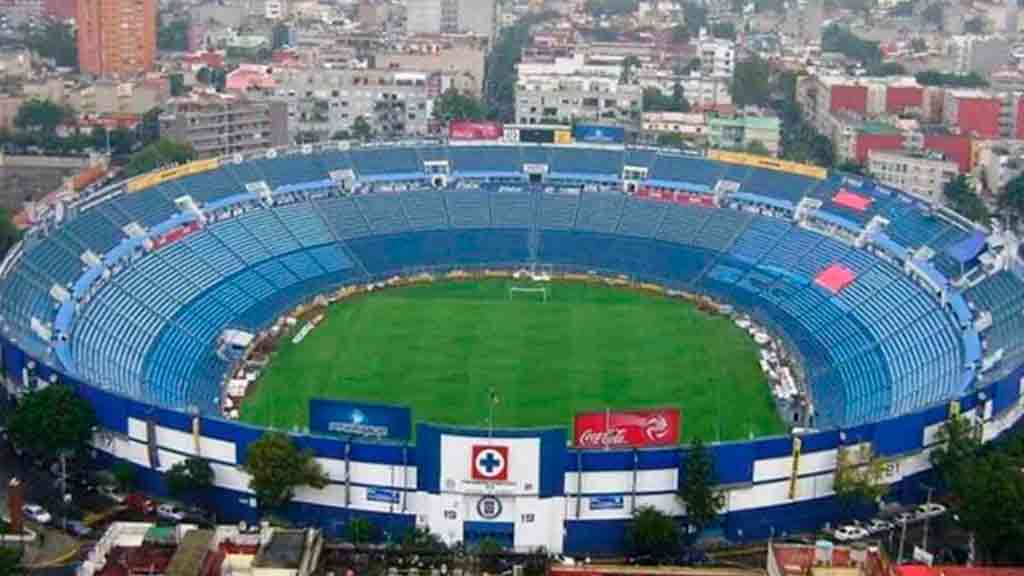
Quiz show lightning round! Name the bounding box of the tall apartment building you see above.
[867,149,958,204]
[515,75,642,125]
[77,0,157,77]
[159,92,289,159]
[406,0,496,39]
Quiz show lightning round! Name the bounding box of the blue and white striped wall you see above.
[2,336,1022,554]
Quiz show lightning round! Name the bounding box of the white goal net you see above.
[508,286,549,302]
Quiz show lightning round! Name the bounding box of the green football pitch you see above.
[242,279,786,442]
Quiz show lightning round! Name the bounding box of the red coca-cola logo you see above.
[573,409,680,448]
[577,427,629,448]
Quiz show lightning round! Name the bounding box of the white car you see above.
[833,524,869,542]
[156,504,186,521]
[22,503,52,524]
[865,519,894,533]
[915,503,947,519]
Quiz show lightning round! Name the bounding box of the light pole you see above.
[921,485,934,552]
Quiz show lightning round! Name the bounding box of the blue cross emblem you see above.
[479,451,502,474]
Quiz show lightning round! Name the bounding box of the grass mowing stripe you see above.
[241,279,785,441]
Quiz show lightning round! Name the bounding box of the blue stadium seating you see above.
[0,144,977,430]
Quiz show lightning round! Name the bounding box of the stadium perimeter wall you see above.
[2,334,1023,554]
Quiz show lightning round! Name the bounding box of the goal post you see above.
[508,286,549,302]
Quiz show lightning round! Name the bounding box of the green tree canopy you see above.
[943,175,989,223]
[112,461,138,491]
[241,432,328,510]
[731,56,772,107]
[642,87,689,113]
[1001,173,1024,225]
[915,70,988,88]
[346,516,380,545]
[23,20,77,69]
[122,138,196,178]
[929,414,983,490]
[711,21,737,40]
[7,384,97,458]
[351,116,373,142]
[166,457,215,502]
[433,88,488,124]
[823,25,883,67]
[656,132,686,148]
[683,2,708,37]
[585,0,637,16]
[14,99,68,135]
[678,439,725,533]
[625,506,681,562]
[964,16,986,34]
[0,208,21,261]
[158,17,190,51]
[272,23,291,50]
[833,445,888,513]
[0,547,22,576]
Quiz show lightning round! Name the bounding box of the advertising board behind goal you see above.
[574,408,680,449]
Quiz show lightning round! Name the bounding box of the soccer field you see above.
[242,279,786,442]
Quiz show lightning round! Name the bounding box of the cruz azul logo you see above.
[471,445,509,481]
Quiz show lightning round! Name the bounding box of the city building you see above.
[515,74,642,125]
[976,140,1024,193]
[159,91,289,158]
[708,109,782,156]
[868,148,959,203]
[697,37,736,79]
[76,0,157,78]
[377,38,488,96]
[636,69,733,108]
[241,67,434,142]
[641,111,710,143]
[943,89,1002,139]
[71,77,170,117]
[406,0,496,39]
[947,34,1011,76]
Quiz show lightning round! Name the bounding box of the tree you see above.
[585,0,637,16]
[711,21,736,40]
[922,2,943,27]
[910,38,928,53]
[822,25,883,67]
[625,506,681,562]
[0,208,20,261]
[272,23,290,50]
[241,432,328,510]
[745,140,771,156]
[330,130,350,141]
[943,175,989,223]
[678,439,724,534]
[869,62,907,76]
[432,88,487,124]
[731,56,772,107]
[1000,173,1024,226]
[836,160,865,175]
[402,526,445,551]
[656,132,685,148]
[166,457,215,502]
[122,138,196,178]
[964,16,986,34]
[6,384,96,458]
[169,73,187,97]
[346,516,380,545]
[485,11,556,122]
[196,67,227,92]
[670,24,690,44]
[683,1,708,37]
[351,116,373,142]
[620,56,640,84]
[158,17,190,51]
[643,87,687,113]
[0,547,22,576]
[139,108,162,146]
[833,445,888,514]
[929,414,983,491]
[915,70,988,88]
[14,99,67,135]
[23,20,77,69]
[112,461,137,491]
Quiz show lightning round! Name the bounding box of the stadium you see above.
[1,135,1023,554]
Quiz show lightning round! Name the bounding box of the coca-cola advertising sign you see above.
[448,121,503,141]
[574,409,680,449]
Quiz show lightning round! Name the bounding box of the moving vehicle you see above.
[22,504,52,524]
[832,525,869,542]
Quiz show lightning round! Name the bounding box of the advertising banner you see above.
[572,124,626,144]
[573,408,680,449]
[366,487,401,504]
[309,399,412,441]
[519,128,556,144]
[449,121,503,141]
[589,495,624,510]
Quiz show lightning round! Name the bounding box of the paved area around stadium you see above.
[242,279,786,441]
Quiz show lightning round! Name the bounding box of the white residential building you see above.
[867,149,959,203]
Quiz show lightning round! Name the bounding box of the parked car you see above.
[156,504,186,521]
[66,520,93,538]
[865,519,894,533]
[833,525,869,542]
[124,493,155,515]
[915,503,947,519]
[22,504,52,524]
